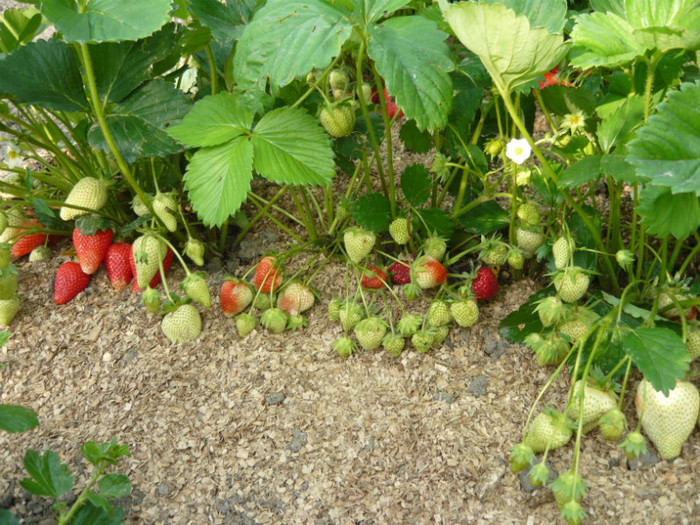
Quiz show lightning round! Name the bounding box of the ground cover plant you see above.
[0,0,699,523]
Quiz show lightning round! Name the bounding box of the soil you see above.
[2,3,700,524]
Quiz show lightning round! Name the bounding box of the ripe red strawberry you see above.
[412,255,447,289]
[253,256,283,293]
[277,281,315,316]
[220,278,254,316]
[471,267,498,300]
[104,242,133,291]
[388,259,411,285]
[10,219,48,257]
[361,266,388,290]
[130,247,173,292]
[381,88,403,118]
[54,261,90,304]
[72,222,113,275]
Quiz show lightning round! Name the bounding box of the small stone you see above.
[225,259,239,274]
[519,460,557,493]
[206,257,223,273]
[124,349,139,365]
[266,392,285,405]
[158,483,169,496]
[262,227,279,243]
[102,352,112,362]
[432,392,454,404]
[237,239,261,263]
[628,449,659,470]
[483,331,508,360]
[287,429,307,453]
[467,375,488,397]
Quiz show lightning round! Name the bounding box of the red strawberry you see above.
[538,66,572,89]
[471,267,498,301]
[54,261,90,304]
[413,255,447,289]
[104,242,133,291]
[130,247,173,292]
[220,278,253,316]
[253,256,283,293]
[361,266,388,290]
[382,88,403,119]
[388,259,412,285]
[11,219,48,257]
[73,225,113,275]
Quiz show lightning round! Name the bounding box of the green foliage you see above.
[351,192,392,232]
[21,450,74,498]
[0,6,43,54]
[0,404,39,433]
[400,164,432,207]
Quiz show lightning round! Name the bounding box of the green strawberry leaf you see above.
[479,0,567,33]
[597,94,645,153]
[0,331,11,348]
[0,510,20,525]
[559,156,602,189]
[20,450,73,498]
[183,137,254,228]
[41,0,171,43]
[251,107,335,186]
[536,84,596,116]
[88,80,192,163]
[188,0,251,42]
[455,200,509,235]
[0,404,39,433]
[358,0,411,24]
[441,1,569,94]
[86,492,113,516]
[98,473,132,499]
[400,163,432,207]
[498,289,550,343]
[570,12,642,68]
[81,438,130,467]
[621,327,689,396]
[414,207,454,239]
[234,1,352,97]
[601,154,641,184]
[0,39,88,111]
[368,15,454,131]
[590,0,625,17]
[399,120,432,153]
[0,7,43,53]
[71,501,124,525]
[168,92,254,148]
[627,81,700,196]
[636,186,700,239]
[351,192,392,232]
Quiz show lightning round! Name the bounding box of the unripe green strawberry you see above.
[0,295,20,326]
[523,410,572,453]
[559,318,588,343]
[422,234,447,262]
[235,313,258,337]
[534,296,565,327]
[329,69,349,95]
[354,317,387,350]
[132,194,151,216]
[478,235,508,266]
[0,244,10,269]
[343,227,375,263]
[60,177,108,221]
[0,265,18,300]
[687,325,700,361]
[182,273,211,307]
[552,236,573,270]
[412,329,435,354]
[516,226,544,257]
[358,82,372,103]
[506,249,524,270]
[431,325,450,347]
[132,235,167,290]
[261,307,288,334]
[185,238,205,266]
[568,380,617,426]
[551,470,586,511]
[516,203,541,227]
[0,208,23,244]
[619,430,647,459]
[153,193,178,232]
[615,249,634,271]
[382,334,405,357]
[320,104,355,137]
[484,137,504,157]
[29,245,52,262]
[141,287,161,313]
[328,297,342,322]
[389,217,410,245]
[286,314,307,331]
[335,200,351,223]
[598,408,627,442]
[397,314,422,337]
[554,266,590,303]
[450,300,479,328]
[534,333,570,367]
[509,443,535,473]
[253,294,271,310]
[421,302,447,329]
[635,378,699,460]
[338,302,363,331]
[528,462,549,488]
[333,336,357,358]
[161,304,201,343]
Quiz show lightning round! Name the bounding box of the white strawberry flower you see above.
[2,143,24,169]
[505,138,532,165]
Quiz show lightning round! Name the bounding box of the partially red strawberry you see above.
[130,247,173,292]
[388,259,411,285]
[471,266,498,301]
[72,217,113,274]
[277,281,315,315]
[220,278,253,316]
[361,266,388,290]
[11,219,48,257]
[253,256,283,293]
[412,255,447,289]
[104,242,133,291]
[54,261,90,304]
